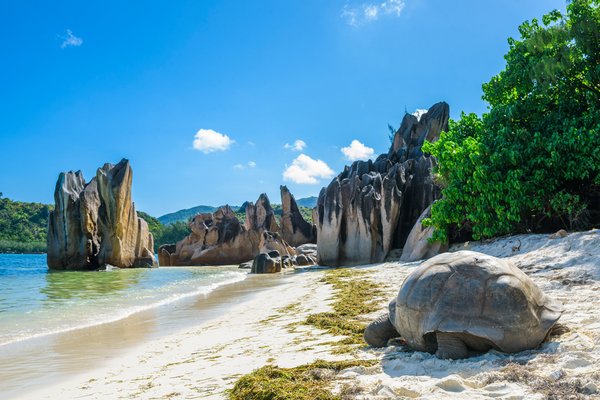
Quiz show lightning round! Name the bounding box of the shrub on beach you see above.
[424,0,600,242]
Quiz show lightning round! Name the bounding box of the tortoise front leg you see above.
[435,332,468,359]
[364,313,398,347]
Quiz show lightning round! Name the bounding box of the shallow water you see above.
[0,253,246,346]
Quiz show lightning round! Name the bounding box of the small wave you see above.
[0,271,247,348]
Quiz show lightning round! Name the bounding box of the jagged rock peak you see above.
[316,102,449,266]
[389,101,449,159]
[244,193,279,233]
[279,185,316,247]
[47,159,156,270]
[158,193,294,266]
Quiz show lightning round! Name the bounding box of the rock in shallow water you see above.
[47,159,156,270]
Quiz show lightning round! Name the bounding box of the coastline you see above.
[4,230,600,399]
[0,269,290,399]
[8,266,344,400]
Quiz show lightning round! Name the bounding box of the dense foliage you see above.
[0,193,51,253]
[423,0,600,241]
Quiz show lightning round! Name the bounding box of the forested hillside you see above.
[0,193,51,253]
[138,212,191,252]
[158,196,317,225]
[157,205,218,225]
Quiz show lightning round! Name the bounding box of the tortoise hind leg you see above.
[364,313,398,347]
[435,332,468,359]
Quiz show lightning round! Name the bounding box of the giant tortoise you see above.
[364,250,563,359]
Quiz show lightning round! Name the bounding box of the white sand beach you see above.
[12,229,600,399]
[331,229,600,399]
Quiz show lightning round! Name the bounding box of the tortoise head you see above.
[363,298,401,347]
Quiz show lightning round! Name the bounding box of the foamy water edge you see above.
[0,271,247,348]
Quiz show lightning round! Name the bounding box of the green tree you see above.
[424,0,600,241]
[138,212,192,252]
[0,196,52,253]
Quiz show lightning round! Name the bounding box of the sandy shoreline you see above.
[6,230,600,399]
[7,267,345,400]
[0,271,285,399]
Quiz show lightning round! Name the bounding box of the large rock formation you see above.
[316,102,449,266]
[399,205,448,262]
[47,159,156,270]
[245,194,279,233]
[166,206,259,266]
[159,194,296,266]
[279,185,316,247]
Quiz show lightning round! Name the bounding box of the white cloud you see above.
[364,5,379,20]
[341,5,358,26]
[284,139,307,152]
[283,154,334,184]
[60,29,83,48]
[247,141,256,147]
[341,140,375,161]
[233,161,256,171]
[412,109,427,121]
[193,129,234,153]
[342,0,405,26]
[381,0,405,16]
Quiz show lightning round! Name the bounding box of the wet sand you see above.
[0,271,289,399]
[7,266,340,400]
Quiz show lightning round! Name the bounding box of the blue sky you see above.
[0,0,565,216]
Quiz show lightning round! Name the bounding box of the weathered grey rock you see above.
[281,255,294,268]
[295,243,317,259]
[316,102,449,266]
[245,193,279,233]
[251,251,282,274]
[364,251,563,359]
[294,254,316,266]
[279,185,316,247]
[385,249,403,262]
[159,194,295,266]
[47,159,156,270]
[400,205,448,262]
[166,206,259,265]
[260,231,295,258]
[158,244,176,267]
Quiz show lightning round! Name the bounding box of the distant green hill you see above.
[158,196,317,225]
[296,196,317,208]
[138,211,191,252]
[0,193,52,253]
[157,205,218,225]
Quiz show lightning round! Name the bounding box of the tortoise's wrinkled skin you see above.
[364,251,563,359]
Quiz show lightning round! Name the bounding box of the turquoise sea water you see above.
[0,254,246,347]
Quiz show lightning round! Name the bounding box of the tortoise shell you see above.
[392,250,563,353]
